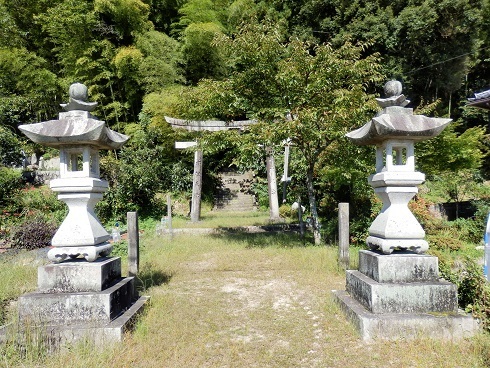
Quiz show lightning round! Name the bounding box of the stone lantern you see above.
[19,83,128,262]
[346,80,451,254]
[16,84,146,345]
[333,81,478,341]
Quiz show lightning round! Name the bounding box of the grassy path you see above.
[2,223,490,367]
[134,235,343,367]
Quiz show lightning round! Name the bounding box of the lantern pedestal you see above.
[333,250,477,341]
[18,257,148,345]
[367,171,428,254]
[49,177,112,262]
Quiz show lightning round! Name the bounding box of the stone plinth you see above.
[346,270,457,314]
[358,250,438,283]
[19,278,135,325]
[333,250,478,341]
[38,257,121,293]
[17,257,148,345]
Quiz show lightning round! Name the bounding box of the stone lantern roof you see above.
[346,80,451,145]
[19,83,128,150]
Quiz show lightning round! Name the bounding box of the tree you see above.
[94,0,152,45]
[271,0,484,114]
[0,2,25,48]
[171,0,226,35]
[74,39,124,125]
[392,0,483,106]
[417,122,487,176]
[1,0,58,54]
[135,30,184,93]
[181,22,227,84]
[0,47,59,126]
[173,21,383,244]
[35,0,98,78]
[146,0,183,33]
[0,126,23,167]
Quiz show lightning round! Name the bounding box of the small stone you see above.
[384,80,403,97]
[69,83,88,102]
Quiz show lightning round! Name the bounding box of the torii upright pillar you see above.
[176,141,202,222]
[265,146,280,221]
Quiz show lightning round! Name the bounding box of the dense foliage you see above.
[0,0,490,329]
[7,217,57,250]
[0,0,489,239]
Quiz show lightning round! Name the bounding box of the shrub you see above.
[427,232,464,252]
[111,240,128,257]
[8,217,57,250]
[451,217,482,244]
[0,167,23,206]
[0,126,23,167]
[456,259,490,331]
[250,178,269,209]
[409,195,444,233]
[15,186,67,223]
[98,145,183,222]
[279,204,297,220]
[436,254,490,331]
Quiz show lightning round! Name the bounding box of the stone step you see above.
[345,270,457,314]
[38,257,122,293]
[214,198,255,205]
[215,192,254,198]
[19,277,136,325]
[215,200,254,204]
[214,171,256,212]
[214,206,255,212]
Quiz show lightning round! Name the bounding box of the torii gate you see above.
[166,116,282,222]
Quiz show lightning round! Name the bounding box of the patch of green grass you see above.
[2,229,490,367]
[0,250,39,324]
[168,209,286,229]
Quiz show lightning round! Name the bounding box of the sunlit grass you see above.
[2,215,490,367]
[169,209,284,229]
[0,250,39,324]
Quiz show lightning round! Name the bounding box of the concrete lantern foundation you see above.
[14,83,145,348]
[333,250,479,341]
[17,257,148,346]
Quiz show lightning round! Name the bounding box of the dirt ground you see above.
[111,239,483,368]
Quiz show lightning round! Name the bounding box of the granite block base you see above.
[334,249,479,341]
[15,257,149,347]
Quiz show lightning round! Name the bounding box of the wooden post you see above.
[127,211,139,277]
[167,193,173,238]
[190,149,203,223]
[298,196,305,239]
[338,202,350,270]
[265,146,280,221]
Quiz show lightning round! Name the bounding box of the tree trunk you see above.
[297,195,305,240]
[306,164,321,245]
